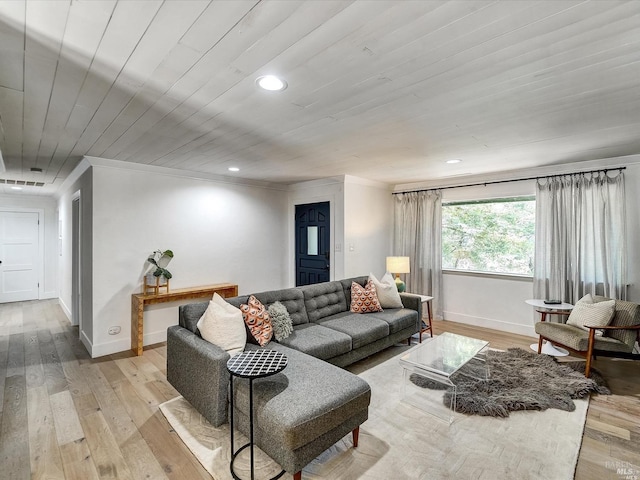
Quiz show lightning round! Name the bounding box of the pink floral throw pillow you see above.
[239,295,273,346]
[350,281,383,314]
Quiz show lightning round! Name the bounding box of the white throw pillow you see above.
[211,292,235,310]
[368,272,404,309]
[567,294,615,333]
[197,294,246,356]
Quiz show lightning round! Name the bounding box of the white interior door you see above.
[0,211,40,303]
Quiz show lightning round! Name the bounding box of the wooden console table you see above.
[131,283,238,356]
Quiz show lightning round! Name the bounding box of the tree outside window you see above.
[442,198,535,275]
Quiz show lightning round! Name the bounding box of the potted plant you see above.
[146,249,174,286]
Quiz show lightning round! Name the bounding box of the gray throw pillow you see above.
[268,301,293,341]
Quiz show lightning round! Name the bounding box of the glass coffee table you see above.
[399,332,489,424]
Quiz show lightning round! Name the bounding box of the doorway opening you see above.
[295,202,330,286]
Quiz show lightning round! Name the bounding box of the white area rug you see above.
[160,351,588,479]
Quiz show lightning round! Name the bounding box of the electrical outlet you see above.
[108,326,121,335]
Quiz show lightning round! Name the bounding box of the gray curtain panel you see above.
[393,190,443,319]
[534,170,627,303]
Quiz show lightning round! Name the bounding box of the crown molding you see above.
[82,156,289,192]
[344,174,392,189]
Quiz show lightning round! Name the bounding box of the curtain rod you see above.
[391,166,626,195]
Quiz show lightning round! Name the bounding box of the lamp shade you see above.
[386,256,410,274]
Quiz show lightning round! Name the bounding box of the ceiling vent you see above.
[0,179,45,187]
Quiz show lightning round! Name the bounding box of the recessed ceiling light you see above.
[228,167,240,172]
[256,75,287,91]
[446,159,462,164]
[11,186,22,190]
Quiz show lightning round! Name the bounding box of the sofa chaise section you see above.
[231,343,370,476]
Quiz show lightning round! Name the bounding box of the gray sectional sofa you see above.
[167,275,421,478]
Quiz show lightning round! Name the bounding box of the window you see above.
[442,197,535,276]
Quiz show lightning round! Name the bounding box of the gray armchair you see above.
[535,296,640,377]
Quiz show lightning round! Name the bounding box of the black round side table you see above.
[227,349,288,480]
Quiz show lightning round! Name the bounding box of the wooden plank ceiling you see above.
[0,0,638,195]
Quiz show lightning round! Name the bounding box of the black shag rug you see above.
[409,347,610,418]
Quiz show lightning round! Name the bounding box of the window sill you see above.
[442,269,533,282]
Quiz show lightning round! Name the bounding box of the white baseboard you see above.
[89,336,131,358]
[444,310,536,338]
[88,330,168,358]
[143,330,168,347]
[42,290,57,300]
[80,330,93,356]
[58,298,72,321]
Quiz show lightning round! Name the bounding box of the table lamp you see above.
[386,256,410,292]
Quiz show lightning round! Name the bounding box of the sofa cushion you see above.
[316,312,389,349]
[369,272,404,309]
[196,294,246,355]
[340,276,368,307]
[369,308,419,334]
[276,323,351,360]
[222,295,259,344]
[240,295,273,346]
[301,281,348,323]
[268,301,293,341]
[253,288,309,326]
[179,301,209,334]
[225,295,250,309]
[350,280,383,313]
[233,343,371,452]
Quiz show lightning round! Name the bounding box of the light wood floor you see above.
[1,299,638,479]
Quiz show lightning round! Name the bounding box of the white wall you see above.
[343,176,393,278]
[86,160,289,356]
[443,272,534,335]
[0,193,58,299]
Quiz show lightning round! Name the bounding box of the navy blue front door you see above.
[295,202,330,286]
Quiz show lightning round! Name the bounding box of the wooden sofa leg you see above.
[293,472,301,480]
[537,336,543,354]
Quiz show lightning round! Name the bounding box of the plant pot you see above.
[146,273,168,285]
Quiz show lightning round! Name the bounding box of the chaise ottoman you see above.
[231,343,371,479]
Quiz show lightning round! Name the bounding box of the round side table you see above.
[227,349,288,480]
[525,299,574,356]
